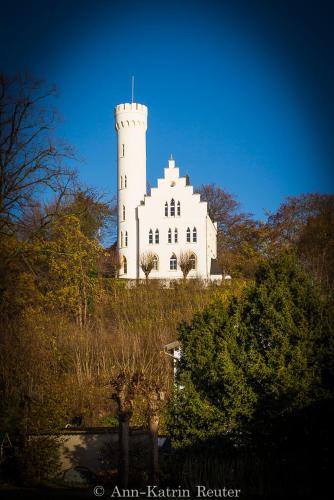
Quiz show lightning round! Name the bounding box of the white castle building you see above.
[115,102,220,280]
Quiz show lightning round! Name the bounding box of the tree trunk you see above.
[149,413,159,485]
[118,414,130,488]
[148,389,162,485]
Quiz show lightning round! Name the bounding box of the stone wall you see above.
[31,428,151,476]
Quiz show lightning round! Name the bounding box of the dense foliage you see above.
[170,253,334,448]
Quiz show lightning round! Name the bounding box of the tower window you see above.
[122,144,125,157]
[125,231,128,247]
[120,176,123,189]
[186,227,191,242]
[174,228,178,243]
[193,227,197,243]
[153,255,159,271]
[149,229,153,244]
[170,253,177,270]
[155,229,159,244]
[165,202,168,217]
[190,253,196,270]
[168,228,172,244]
[170,198,175,217]
[177,201,181,216]
[124,175,127,188]
[123,256,127,274]
[120,231,123,247]
[122,205,126,221]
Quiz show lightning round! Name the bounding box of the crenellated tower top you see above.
[115,103,148,130]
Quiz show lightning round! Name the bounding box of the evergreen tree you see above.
[170,253,334,448]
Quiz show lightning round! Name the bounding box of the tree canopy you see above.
[0,74,76,236]
[170,253,334,448]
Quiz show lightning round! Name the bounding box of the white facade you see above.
[115,102,219,280]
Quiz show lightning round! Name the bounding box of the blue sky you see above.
[1,0,333,220]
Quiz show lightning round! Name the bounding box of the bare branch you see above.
[140,251,157,279]
[0,73,76,235]
[179,250,195,279]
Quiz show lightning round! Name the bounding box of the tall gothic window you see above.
[122,144,125,157]
[165,202,168,217]
[170,198,175,217]
[170,253,177,270]
[123,256,127,274]
[168,228,172,243]
[174,228,178,243]
[122,205,125,221]
[120,231,123,247]
[125,231,128,247]
[193,227,197,242]
[190,253,196,270]
[155,229,159,244]
[120,176,123,189]
[124,175,127,188]
[149,229,153,244]
[177,201,181,216]
[152,255,159,271]
[186,227,191,242]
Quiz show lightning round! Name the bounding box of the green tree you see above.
[170,253,333,448]
[62,188,115,242]
[40,214,104,326]
[16,436,61,484]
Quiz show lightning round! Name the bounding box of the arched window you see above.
[124,175,127,188]
[193,227,197,242]
[170,198,175,216]
[120,231,123,247]
[190,253,196,270]
[125,231,128,247]
[152,255,159,271]
[122,205,125,221]
[123,256,127,274]
[186,227,191,242]
[155,229,159,244]
[177,201,181,216]
[170,253,177,270]
[122,144,125,157]
[168,228,172,243]
[165,202,168,217]
[174,228,178,243]
[149,229,153,244]
[120,176,123,189]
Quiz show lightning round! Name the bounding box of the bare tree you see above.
[0,73,76,235]
[140,251,156,280]
[102,242,121,278]
[143,380,166,485]
[195,184,252,234]
[196,184,269,278]
[111,369,143,488]
[179,251,195,280]
[109,326,171,487]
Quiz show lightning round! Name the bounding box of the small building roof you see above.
[163,340,181,352]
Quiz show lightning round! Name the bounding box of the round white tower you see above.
[115,102,148,279]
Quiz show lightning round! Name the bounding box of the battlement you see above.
[115,103,148,130]
[115,103,148,114]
